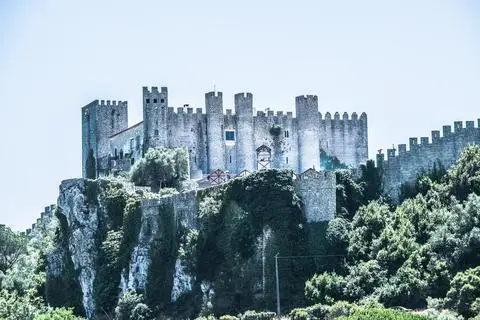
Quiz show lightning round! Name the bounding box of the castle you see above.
[81,86,368,179]
[377,120,480,200]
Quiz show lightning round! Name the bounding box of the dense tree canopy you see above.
[130,147,189,192]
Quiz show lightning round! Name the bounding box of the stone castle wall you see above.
[82,86,368,178]
[295,169,336,222]
[378,120,480,201]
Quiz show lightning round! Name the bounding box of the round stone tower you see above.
[234,92,255,173]
[296,95,320,172]
[205,91,225,172]
[143,86,168,151]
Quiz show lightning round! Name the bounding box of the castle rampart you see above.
[378,119,480,201]
[82,86,368,179]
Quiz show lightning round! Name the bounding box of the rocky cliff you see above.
[45,170,330,319]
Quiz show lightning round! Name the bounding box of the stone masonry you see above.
[81,86,368,178]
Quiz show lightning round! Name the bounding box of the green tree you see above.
[444,266,480,318]
[131,147,189,192]
[0,225,27,274]
[447,145,480,201]
[305,273,346,304]
[360,160,383,203]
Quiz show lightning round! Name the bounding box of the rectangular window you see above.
[225,130,235,141]
[146,99,150,103]
[153,98,157,103]
[130,139,134,151]
[286,157,289,164]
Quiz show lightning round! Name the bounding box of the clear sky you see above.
[0,0,479,230]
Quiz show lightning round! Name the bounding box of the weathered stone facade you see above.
[378,120,480,201]
[81,86,368,178]
[295,168,336,222]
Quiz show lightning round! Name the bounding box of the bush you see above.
[337,308,429,320]
[444,266,480,318]
[115,291,148,320]
[305,273,345,304]
[240,310,276,320]
[219,315,240,320]
[289,304,330,320]
[34,308,83,320]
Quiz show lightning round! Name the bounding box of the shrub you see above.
[444,266,480,318]
[240,310,276,320]
[219,315,240,320]
[305,273,345,304]
[337,308,429,320]
[34,308,83,320]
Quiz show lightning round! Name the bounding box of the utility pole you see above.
[275,253,280,316]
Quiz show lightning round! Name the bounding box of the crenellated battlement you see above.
[379,119,480,201]
[381,120,480,159]
[97,100,127,107]
[83,85,368,179]
[26,204,56,236]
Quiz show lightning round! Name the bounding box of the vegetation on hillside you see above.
[3,146,480,319]
[130,147,189,192]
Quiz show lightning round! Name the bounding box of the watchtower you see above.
[143,86,168,151]
[296,95,320,172]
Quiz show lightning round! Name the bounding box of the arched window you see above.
[154,129,159,136]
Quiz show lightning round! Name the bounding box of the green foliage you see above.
[0,288,45,320]
[130,147,189,192]
[289,302,353,320]
[338,308,429,320]
[305,273,346,304]
[343,261,386,301]
[93,230,123,314]
[192,169,309,314]
[360,160,383,203]
[444,266,480,318]
[0,225,27,274]
[336,170,365,218]
[145,202,177,310]
[326,217,351,255]
[85,148,96,179]
[115,291,152,320]
[34,307,83,320]
[42,210,84,316]
[219,315,240,320]
[119,198,142,272]
[239,310,276,320]
[400,160,446,202]
[447,145,480,201]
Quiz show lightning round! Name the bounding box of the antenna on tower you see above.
[213,81,216,94]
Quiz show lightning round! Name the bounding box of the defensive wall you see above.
[377,119,480,201]
[82,87,368,179]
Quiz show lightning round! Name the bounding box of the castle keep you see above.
[82,86,369,179]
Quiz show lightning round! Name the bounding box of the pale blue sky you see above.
[0,1,479,230]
